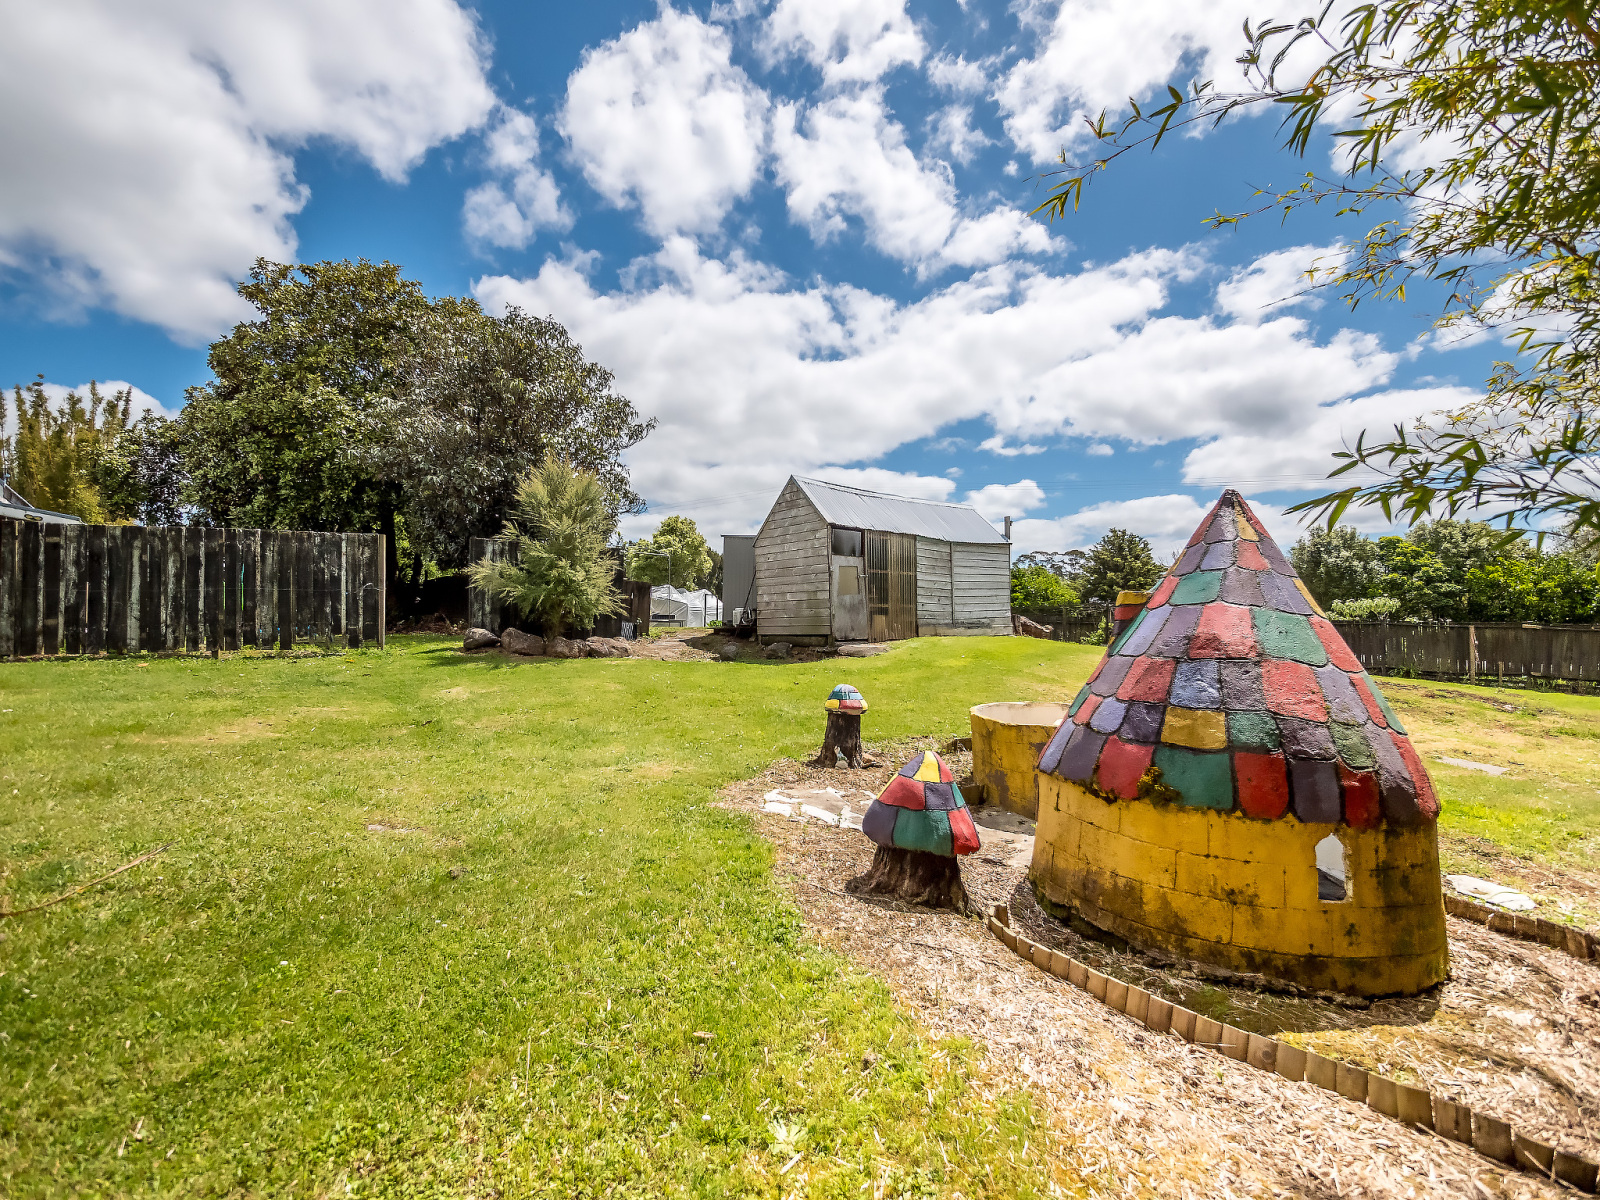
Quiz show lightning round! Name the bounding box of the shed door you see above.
[866,531,918,641]
[832,556,867,640]
[830,527,868,640]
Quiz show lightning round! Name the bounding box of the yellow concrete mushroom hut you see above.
[1031,491,1448,997]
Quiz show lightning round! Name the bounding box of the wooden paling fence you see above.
[1013,608,1107,644]
[0,518,386,658]
[1332,620,1600,685]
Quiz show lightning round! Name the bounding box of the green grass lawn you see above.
[0,635,1096,1199]
[7,636,1600,1199]
[1376,677,1600,924]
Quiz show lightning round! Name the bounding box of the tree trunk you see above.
[814,710,863,768]
[848,846,971,914]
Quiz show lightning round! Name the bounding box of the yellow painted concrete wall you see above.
[970,703,1065,819]
[1031,775,1449,996]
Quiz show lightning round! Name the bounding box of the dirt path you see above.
[724,744,1597,1199]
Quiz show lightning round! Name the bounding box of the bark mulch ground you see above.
[722,739,1600,1200]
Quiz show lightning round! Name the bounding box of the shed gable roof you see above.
[791,476,1005,544]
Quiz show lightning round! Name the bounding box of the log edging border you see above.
[986,904,1600,1193]
[1443,891,1598,962]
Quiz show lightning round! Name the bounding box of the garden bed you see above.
[724,742,1600,1198]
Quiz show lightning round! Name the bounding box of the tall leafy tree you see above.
[1036,0,1600,539]
[1014,549,1089,586]
[1010,564,1081,609]
[90,413,186,526]
[1078,528,1164,608]
[467,460,623,639]
[176,258,427,536]
[2,378,134,521]
[1289,525,1382,604]
[626,515,712,589]
[1466,551,1599,623]
[368,304,655,571]
[1373,537,1466,621]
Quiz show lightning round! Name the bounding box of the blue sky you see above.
[0,0,1504,556]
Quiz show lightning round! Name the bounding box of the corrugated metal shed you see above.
[793,476,1005,544]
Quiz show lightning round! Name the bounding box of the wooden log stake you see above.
[814,710,864,768]
[847,845,971,914]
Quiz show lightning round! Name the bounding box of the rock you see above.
[836,643,888,657]
[463,627,500,650]
[585,636,631,658]
[546,636,585,659]
[500,628,545,656]
[1013,615,1054,639]
[765,641,793,659]
[719,644,740,661]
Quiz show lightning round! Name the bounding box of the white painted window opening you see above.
[1315,834,1348,902]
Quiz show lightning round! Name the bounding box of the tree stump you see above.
[848,846,972,914]
[814,710,864,768]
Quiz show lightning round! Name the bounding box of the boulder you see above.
[546,636,585,659]
[463,627,500,650]
[1013,615,1054,640]
[765,641,793,659]
[836,643,888,658]
[719,644,740,661]
[585,637,631,658]
[500,628,545,656]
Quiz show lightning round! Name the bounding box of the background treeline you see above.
[1006,518,1600,631]
[1289,520,1600,625]
[1010,528,1166,640]
[0,258,659,615]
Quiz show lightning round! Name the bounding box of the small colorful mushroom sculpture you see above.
[815,683,868,767]
[852,750,981,912]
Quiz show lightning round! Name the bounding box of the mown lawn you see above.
[6,637,1600,1198]
[1378,677,1600,924]
[0,635,1094,1199]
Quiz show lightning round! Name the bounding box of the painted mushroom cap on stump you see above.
[1031,490,1448,997]
[825,684,868,714]
[863,751,982,857]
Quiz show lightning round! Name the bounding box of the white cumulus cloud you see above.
[1,379,178,439]
[0,0,495,340]
[926,53,991,96]
[1215,243,1344,324]
[927,104,992,164]
[996,0,1328,162]
[462,108,572,250]
[1181,385,1481,493]
[965,480,1046,521]
[772,87,1051,271]
[473,239,1440,539]
[763,0,925,85]
[561,8,769,239]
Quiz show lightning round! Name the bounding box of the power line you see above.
[645,471,1349,515]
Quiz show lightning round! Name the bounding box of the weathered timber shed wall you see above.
[752,478,832,643]
[751,476,1011,644]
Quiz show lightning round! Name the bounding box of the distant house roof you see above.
[792,476,1006,544]
[0,480,81,524]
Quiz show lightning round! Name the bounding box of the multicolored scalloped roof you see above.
[1039,491,1440,827]
[863,751,981,856]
